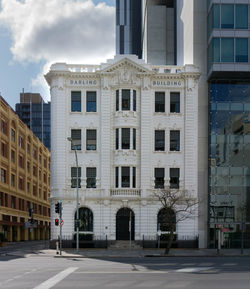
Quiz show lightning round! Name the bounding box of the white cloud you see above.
[0,0,115,99]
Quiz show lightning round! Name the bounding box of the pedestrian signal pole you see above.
[59,200,62,255]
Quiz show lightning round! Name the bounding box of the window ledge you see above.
[154,151,166,154]
[168,150,181,154]
[70,111,83,115]
[115,149,136,156]
[69,149,83,153]
[115,111,137,118]
[86,112,98,114]
[168,113,182,116]
[85,150,98,153]
[153,112,166,116]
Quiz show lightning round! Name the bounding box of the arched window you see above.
[157,208,176,232]
[75,207,93,232]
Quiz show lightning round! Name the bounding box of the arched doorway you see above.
[157,208,176,232]
[116,208,134,240]
[75,207,93,239]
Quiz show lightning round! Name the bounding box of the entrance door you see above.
[116,208,134,240]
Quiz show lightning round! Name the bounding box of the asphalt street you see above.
[0,254,250,289]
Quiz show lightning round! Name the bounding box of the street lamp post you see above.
[67,137,79,253]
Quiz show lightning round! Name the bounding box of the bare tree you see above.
[154,187,198,254]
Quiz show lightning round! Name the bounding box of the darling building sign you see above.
[69,79,99,86]
[152,80,182,87]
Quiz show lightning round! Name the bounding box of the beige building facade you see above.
[0,96,51,242]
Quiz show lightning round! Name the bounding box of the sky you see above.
[0,0,115,109]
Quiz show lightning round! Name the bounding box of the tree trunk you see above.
[164,229,174,255]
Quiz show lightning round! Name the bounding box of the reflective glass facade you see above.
[16,102,51,150]
[207,3,250,71]
[209,82,250,248]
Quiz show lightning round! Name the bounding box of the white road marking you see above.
[33,267,78,289]
[74,271,169,274]
[175,267,213,273]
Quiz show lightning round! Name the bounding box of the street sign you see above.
[25,221,37,229]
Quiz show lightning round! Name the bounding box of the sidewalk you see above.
[1,240,250,258]
[34,248,250,258]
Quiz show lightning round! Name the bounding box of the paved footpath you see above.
[1,241,250,258]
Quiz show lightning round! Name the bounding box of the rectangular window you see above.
[213,4,220,29]
[122,128,130,149]
[221,38,234,62]
[11,129,15,142]
[18,177,24,190]
[0,168,6,183]
[19,136,24,148]
[115,167,119,188]
[1,142,7,158]
[86,167,96,188]
[1,119,7,134]
[116,90,119,111]
[170,130,180,151]
[122,89,130,110]
[133,129,136,150]
[155,130,165,151]
[27,182,30,193]
[155,168,164,189]
[236,38,248,63]
[33,166,37,177]
[11,174,15,187]
[86,129,97,150]
[71,129,81,150]
[155,92,165,112]
[133,167,136,188]
[121,167,130,188]
[11,196,16,209]
[170,168,180,189]
[116,129,119,150]
[86,91,97,112]
[170,92,180,113]
[133,90,136,111]
[221,4,234,29]
[19,155,24,168]
[33,184,37,196]
[71,91,81,112]
[27,161,30,173]
[33,147,37,159]
[236,5,248,29]
[71,167,81,188]
[212,38,220,62]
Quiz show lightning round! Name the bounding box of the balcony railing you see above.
[110,188,141,197]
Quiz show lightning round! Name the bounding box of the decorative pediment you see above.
[100,57,152,74]
[99,57,153,86]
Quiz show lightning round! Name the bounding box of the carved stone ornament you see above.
[104,200,110,206]
[187,77,198,92]
[119,67,133,84]
[142,77,150,90]
[102,76,109,90]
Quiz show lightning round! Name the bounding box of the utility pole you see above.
[59,200,62,255]
[241,207,245,255]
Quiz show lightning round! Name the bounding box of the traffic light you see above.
[55,219,59,226]
[29,208,33,223]
[55,202,60,214]
[29,208,33,217]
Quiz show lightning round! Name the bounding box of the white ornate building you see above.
[45,55,200,246]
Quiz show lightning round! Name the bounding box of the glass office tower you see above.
[209,83,250,248]
[116,0,142,58]
[16,93,51,150]
[208,1,250,248]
